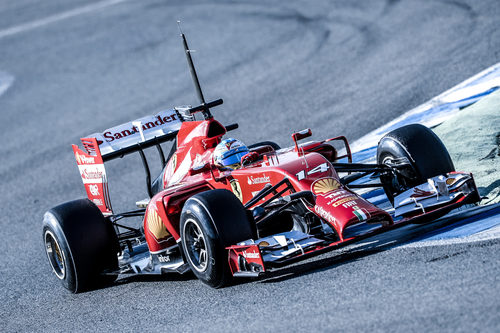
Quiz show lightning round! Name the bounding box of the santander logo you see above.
[247,174,270,185]
[242,250,260,259]
[81,167,103,181]
[102,114,178,143]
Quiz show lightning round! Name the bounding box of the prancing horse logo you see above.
[230,179,243,202]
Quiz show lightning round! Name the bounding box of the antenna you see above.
[177,21,214,119]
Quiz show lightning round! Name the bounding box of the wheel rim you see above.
[44,230,66,279]
[183,219,208,272]
[382,154,418,191]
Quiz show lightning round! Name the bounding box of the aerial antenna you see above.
[178,20,216,119]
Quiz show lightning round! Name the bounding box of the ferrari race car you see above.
[42,30,480,293]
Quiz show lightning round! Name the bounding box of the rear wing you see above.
[72,108,184,216]
[86,108,183,161]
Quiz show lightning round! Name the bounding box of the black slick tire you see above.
[42,199,119,293]
[377,124,455,203]
[180,189,255,288]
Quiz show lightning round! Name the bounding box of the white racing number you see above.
[296,163,330,180]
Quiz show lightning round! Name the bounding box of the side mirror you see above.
[292,128,312,152]
[240,152,260,167]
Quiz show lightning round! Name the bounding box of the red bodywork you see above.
[138,118,392,254]
[74,116,478,275]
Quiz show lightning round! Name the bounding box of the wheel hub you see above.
[44,230,65,280]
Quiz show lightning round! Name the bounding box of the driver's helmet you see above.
[213,138,249,170]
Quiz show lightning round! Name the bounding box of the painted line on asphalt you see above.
[0,0,129,40]
[400,224,500,248]
[351,62,500,154]
[353,63,500,244]
[0,71,14,97]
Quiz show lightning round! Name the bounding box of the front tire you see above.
[377,124,455,203]
[180,189,255,288]
[42,199,119,293]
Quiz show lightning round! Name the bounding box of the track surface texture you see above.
[1,0,499,331]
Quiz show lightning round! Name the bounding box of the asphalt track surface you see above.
[1,0,499,331]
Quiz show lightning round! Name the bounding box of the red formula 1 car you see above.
[42,31,480,293]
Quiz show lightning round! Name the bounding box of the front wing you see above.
[227,172,479,277]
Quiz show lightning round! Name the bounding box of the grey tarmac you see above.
[0,0,499,331]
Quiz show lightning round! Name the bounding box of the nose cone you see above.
[311,178,393,239]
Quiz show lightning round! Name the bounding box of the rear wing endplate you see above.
[72,108,183,215]
[72,138,113,216]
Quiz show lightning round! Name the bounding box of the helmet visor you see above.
[219,147,249,167]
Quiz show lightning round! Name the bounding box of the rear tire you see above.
[377,124,455,203]
[180,189,255,288]
[42,199,119,293]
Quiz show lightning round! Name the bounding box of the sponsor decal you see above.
[342,200,357,208]
[78,164,106,184]
[329,196,358,207]
[147,207,170,240]
[314,205,336,224]
[352,206,370,222]
[446,177,458,185]
[171,153,177,170]
[242,250,260,259]
[81,168,103,180]
[92,198,103,206]
[102,114,178,143]
[322,190,358,207]
[158,254,170,263]
[75,152,95,165]
[247,174,270,185]
[230,179,243,202]
[312,178,341,195]
[88,184,99,196]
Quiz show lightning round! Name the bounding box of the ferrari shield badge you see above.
[230,179,243,202]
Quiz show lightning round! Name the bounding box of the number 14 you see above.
[296,163,329,180]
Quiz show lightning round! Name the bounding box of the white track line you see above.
[0,71,14,97]
[399,224,500,248]
[350,62,500,153]
[0,0,129,40]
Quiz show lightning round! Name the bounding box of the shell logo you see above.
[446,177,457,186]
[312,178,341,195]
[147,207,170,240]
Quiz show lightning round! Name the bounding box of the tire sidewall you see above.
[42,212,78,292]
[180,208,226,288]
[179,189,255,288]
[42,199,118,293]
[377,124,455,200]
